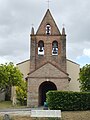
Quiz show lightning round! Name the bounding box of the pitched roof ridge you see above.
[28,61,68,76]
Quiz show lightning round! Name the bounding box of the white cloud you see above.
[0,56,10,64]
[0,0,90,65]
[83,49,90,58]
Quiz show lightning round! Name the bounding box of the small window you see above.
[38,40,44,55]
[52,41,58,55]
[46,24,51,35]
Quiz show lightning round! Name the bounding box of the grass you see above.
[61,111,90,120]
[0,101,12,108]
[0,101,26,109]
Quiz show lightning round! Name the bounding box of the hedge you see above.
[46,91,90,111]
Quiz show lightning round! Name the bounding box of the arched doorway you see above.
[39,81,57,106]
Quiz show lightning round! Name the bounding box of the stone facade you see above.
[17,59,80,106]
[27,9,70,107]
[67,59,80,92]
[27,62,69,107]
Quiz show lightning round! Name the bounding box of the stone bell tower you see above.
[27,9,69,107]
[30,9,67,73]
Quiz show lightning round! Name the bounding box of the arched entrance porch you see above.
[39,81,57,106]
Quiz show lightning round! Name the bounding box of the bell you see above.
[53,48,57,54]
[39,46,43,52]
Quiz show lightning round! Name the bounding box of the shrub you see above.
[16,80,27,106]
[46,91,90,111]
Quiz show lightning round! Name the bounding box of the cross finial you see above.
[47,0,51,9]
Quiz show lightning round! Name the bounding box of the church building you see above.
[17,9,80,107]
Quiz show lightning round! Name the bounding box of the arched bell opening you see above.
[46,24,51,35]
[38,40,44,55]
[52,41,58,55]
[39,81,57,106]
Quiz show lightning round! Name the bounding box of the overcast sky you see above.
[0,0,90,67]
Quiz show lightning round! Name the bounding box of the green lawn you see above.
[0,101,26,109]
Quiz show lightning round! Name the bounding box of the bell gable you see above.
[36,9,61,35]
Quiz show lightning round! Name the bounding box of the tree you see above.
[16,80,27,105]
[0,62,23,100]
[79,64,90,92]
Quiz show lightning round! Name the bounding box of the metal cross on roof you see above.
[47,0,51,9]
